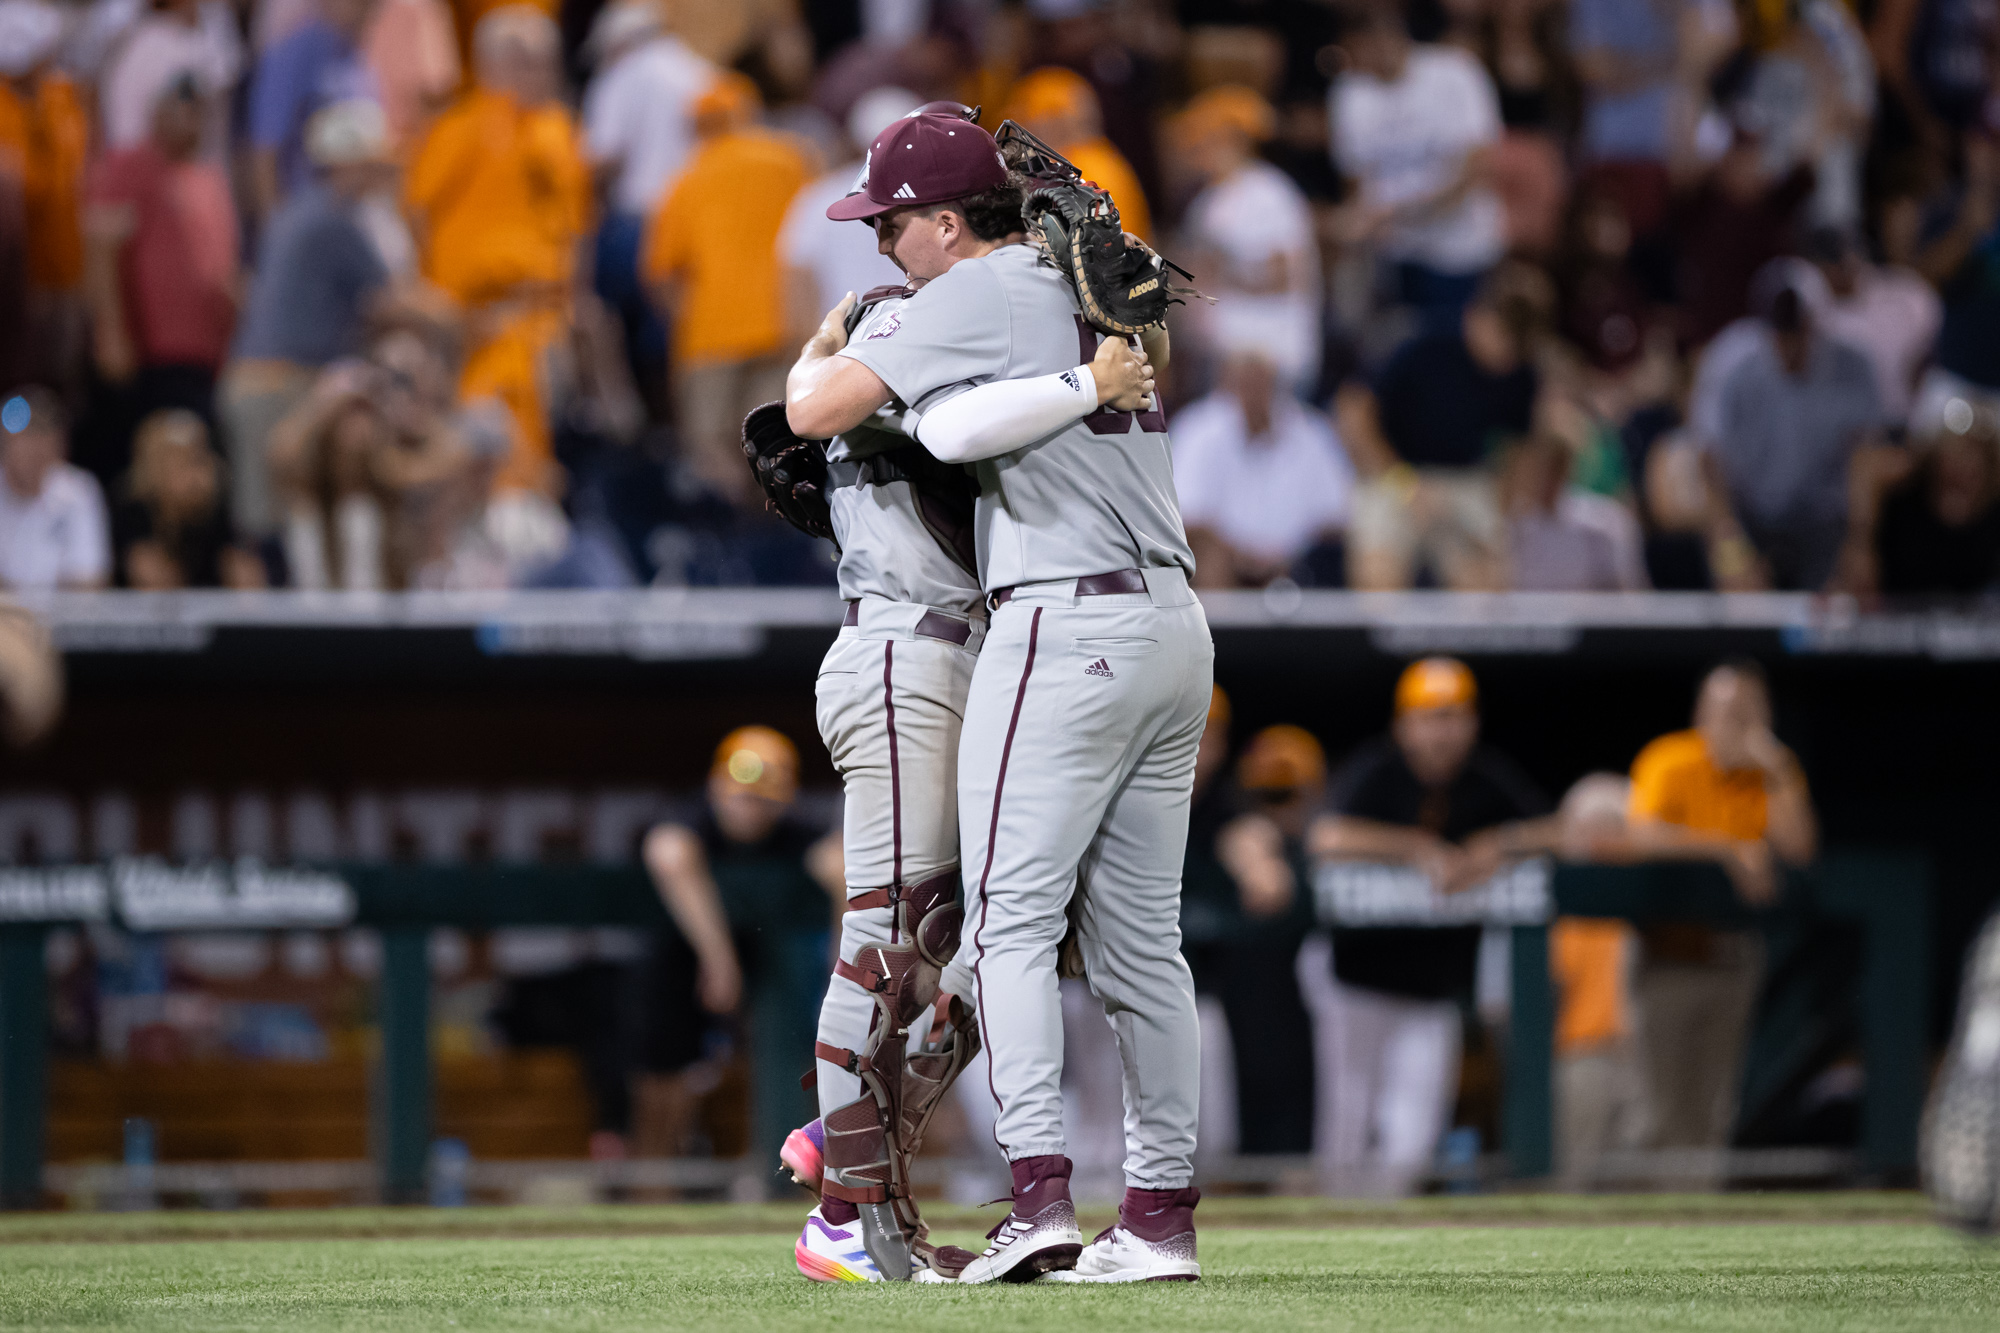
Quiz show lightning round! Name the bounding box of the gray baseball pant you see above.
[958,566,1213,1189]
[813,599,983,1115]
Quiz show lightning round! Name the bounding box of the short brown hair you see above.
[921,172,1029,243]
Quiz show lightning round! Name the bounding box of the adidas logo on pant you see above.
[1084,658,1114,678]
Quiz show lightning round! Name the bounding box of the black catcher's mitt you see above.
[741,400,834,541]
[996,120,1194,337]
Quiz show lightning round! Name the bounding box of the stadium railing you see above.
[0,852,1927,1208]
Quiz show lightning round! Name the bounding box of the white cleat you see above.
[951,1198,1083,1284]
[794,1206,883,1282]
[1043,1225,1200,1283]
[1927,914,2000,1229]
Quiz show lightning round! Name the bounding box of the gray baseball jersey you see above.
[840,243,1196,591]
[826,294,983,617]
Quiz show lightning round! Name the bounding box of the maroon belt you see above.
[988,568,1148,609]
[842,601,974,646]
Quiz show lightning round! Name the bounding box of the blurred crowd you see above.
[0,0,1989,594]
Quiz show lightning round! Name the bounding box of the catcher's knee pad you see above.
[837,867,963,1026]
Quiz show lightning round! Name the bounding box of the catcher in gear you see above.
[760,107,1162,1285]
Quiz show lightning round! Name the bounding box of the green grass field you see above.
[0,1193,1994,1332]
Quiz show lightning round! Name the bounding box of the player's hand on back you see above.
[806,292,859,358]
[1089,334,1155,412]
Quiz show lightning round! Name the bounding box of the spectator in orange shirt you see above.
[1625,659,1817,1179]
[642,72,808,507]
[406,5,590,497]
[0,1,89,388]
[1005,66,1150,244]
[1549,772,1648,1191]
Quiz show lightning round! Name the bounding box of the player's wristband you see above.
[913,365,1101,463]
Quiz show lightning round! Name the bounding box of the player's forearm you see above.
[785,350,892,439]
[914,366,1100,462]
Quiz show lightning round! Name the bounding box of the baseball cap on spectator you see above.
[1238,724,1326,792]
[712,725,799,802]
[826,112,1009,221]
[0,0,62,79]
[306,99,394,168]
[1169,85,1275,145]
[693,71,760,136]
[1395,657,1477,715]
[582,0,661,65]
[846,86,920,152]
[1748,259,1827,326]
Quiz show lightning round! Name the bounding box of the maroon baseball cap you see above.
[826,112,1009,222]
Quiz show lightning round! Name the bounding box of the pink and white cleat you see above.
[794,1205,882,1282]
[781,1119,824,1194]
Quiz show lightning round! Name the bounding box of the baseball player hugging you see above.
[781,107,1211,1286]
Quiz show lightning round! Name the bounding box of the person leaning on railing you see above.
[1620,658,1817,1179]
[640,726,842,1179]
[1304,656,1559,1195]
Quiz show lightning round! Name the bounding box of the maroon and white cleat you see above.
[951,1155,1083,1284]
[1048,1185,1201,1283]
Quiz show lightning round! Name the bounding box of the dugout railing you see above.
[0,852,1927,1208]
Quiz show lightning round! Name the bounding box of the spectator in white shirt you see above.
[0,388,111,590]
[580,0,715,415]
[1173,347,1354,589]
[1173,85,1322,391]
[1329,7,1506,328]
[582,0,714,222]
[1802,228,1940,431]
[778,85,916,342]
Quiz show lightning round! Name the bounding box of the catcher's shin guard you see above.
[813,868,980,1279]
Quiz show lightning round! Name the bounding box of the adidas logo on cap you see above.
[893,182,917,199]
[1084,658,1114,678]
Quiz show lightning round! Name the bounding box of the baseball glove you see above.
[741,400,835,541]
[997,120,1195,336]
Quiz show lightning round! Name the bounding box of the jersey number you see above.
[1075,317,1166,435]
